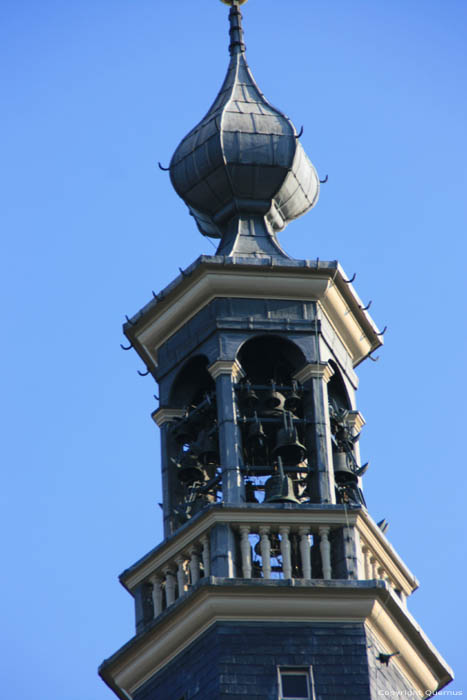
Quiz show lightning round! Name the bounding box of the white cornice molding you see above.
[151,408,185,426]
[99,582,453,699]
[293,362,334,385]
[345,410,366,433]
[127,264,381,369]
[207,359,245,382]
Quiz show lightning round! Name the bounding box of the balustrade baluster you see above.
[176,555,187,596]
[299,527,312,579]
[201,534,210,577]
[362,545,371,579]
[189,546,201,586]
[279,526,292,579]
[239,525,252,578]
[319,526,332,579]
[149,574,163,617]
[259,526,271,579]
[164,568,176,606]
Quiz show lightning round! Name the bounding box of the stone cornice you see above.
[345,409,366,433]
[123,258,383,371]
[293,362,334,385]
[151,407,185,426]
[207,359,245,382]
[99,579,453,699]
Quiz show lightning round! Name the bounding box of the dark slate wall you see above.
[133,621,373,700]
[366,626,419,698]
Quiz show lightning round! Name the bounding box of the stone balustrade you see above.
[121,505,418,632]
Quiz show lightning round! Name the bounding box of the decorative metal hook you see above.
[320,174,328,184]
[360,300,372,311]
[125,314,137,326]
[369,353,380,362]
[343,273,356,284]
[137,368,150,377]
[179,267,191,278]
[120,342,133,351]
[377,326,388,336]
[152,290,164,301]
[153,394,159,401]
[158,162,170,171]
[295,126,304,138]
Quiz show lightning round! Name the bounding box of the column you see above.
[208,360,245,504]
[239,526,252,578]
[280,526,292,579]
[152,407,185,538]
[149,574,163,617]
[201,534,211,577]
[299,526,312,579]
[175,555,188,596]
[319,526,332,579]
[362,546,371,580]
[189,546,201,586]
[259,526,271,579]
[164,567,176,606]
[294,362,335,504]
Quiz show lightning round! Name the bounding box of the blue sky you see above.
[1,1,466,698]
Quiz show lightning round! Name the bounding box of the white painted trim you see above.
[151,408,185,426]
[293,362,334,384]
[129,265,379,367]
[207,359,245,382]
[100,582,453,698]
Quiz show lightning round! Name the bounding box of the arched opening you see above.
[170,355,215,408]
[327,360,351,413]
[168,355,219,529]
[235,335,308,506]
[327,361,365,507]
[237,335,306,384]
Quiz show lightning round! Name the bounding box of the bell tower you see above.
[99,2,453,699]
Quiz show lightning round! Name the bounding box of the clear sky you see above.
[1,1,466,698]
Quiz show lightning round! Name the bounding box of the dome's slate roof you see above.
[169,4,320,256]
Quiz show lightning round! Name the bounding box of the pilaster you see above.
[294,362,335,504]
[208,359,245,505]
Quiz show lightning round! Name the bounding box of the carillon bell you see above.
[171,418,196,446]
[263,381,285,411]
[284,381,301,413]
[332,451,358,484]
[263,458,301,504]
[246,412,268,462]
[272,411,306,466]
[175,453,206,485]
[243,381,259,410]
[192,429,219,465]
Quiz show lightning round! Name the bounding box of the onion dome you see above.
[169,1,320,257]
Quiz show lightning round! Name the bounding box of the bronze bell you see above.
[272,411,306,466]
[246,413,268,463]
[263,381,286,411]
[284,380,301,413]
[263,458,301,504]
[243,380,259,411]
[332,451,358,485]
[175,452,206,485]
[171,417,196,446]
[192,428,219,465]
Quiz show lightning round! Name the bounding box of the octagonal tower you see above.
[99,3,453,699]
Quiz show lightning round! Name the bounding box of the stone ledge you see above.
[99,579,453,700]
